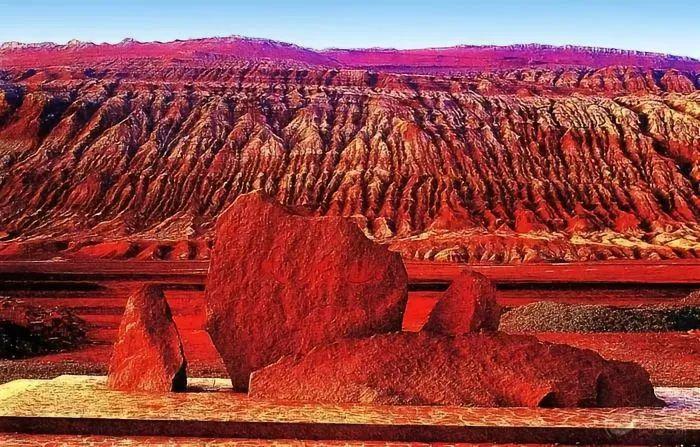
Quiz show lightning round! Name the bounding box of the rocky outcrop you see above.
[0,298,87,359]
[423,270,500,334]
[205,192,408,390]
[0,39,698,263]
[107,285,187,392]
[249,332,663,408]
[0,36,336,69]
[499,301,700,333]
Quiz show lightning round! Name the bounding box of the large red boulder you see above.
[249,332,662,408]
[107,285,187,392]
[205,191,408,390]
[423,270,500,334]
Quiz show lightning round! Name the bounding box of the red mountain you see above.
[2,36,699,71]
[0,36,336,68]
[323,44,700,72]
[0,36,698,263]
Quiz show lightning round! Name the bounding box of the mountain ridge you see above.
[2,35,699,72]
[0,36,697,263]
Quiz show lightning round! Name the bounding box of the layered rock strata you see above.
[0,44,697,263]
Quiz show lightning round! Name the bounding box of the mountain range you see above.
[2,35,700,71]
[0,35,697,262]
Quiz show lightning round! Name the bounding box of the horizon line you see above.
[1,33,698,61]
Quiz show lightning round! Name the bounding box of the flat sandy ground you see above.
[1,260,699,387]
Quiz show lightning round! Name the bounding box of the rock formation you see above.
[0,37,697,263]
[323,43,700,72]
[249,332,663,408]
[0,298,86,359]
[205,191,408,390]
[423,270,500,333]
[499,301,700,333]
[107,285,187,392]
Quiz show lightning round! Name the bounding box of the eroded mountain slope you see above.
[0,60,698,262]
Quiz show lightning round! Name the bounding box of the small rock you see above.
[107,285,186,392]
[423,270,500,334]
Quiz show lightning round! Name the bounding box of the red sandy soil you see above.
[405,260,700,284]
[2,258,699,283]
[0,260,697,386]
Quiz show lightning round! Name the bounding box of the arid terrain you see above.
[0,36,699,263]
[1,259,698,387]
[0,36,699,445]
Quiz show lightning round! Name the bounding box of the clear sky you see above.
[1,0,698,58]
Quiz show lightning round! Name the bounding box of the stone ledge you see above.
[0,376,698,444]
[0,434,565,446]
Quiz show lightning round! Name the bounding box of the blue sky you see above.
[1,0,698,57]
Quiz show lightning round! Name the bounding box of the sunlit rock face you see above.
[205,191,407,390]
[249,331,664,408]
[423,270,501,334]
[0,38,698,262]
[107,285,187,392]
